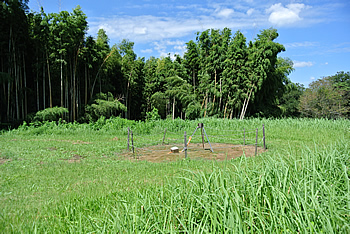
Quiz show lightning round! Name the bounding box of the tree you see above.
[3,2,303,124]
[183,40,199,91]
[253,57,294,117]
[279,82,304,117]
[329,71,350,117]
[240,28,285,119]
[119,39,141,119]
[299,73,350,119]
[222,30,249,119]
[0,0,29,121]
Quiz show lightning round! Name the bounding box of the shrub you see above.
[33,107,68,122]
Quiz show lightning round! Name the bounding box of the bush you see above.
[145,107,161,121]
[33,107,68,122]
[84,92,127,122]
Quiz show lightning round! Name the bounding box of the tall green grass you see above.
[0,117,349,232]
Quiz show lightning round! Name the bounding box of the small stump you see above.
[170,147,179,153]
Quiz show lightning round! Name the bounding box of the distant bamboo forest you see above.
[1,1,349,125]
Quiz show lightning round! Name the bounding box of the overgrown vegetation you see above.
[0,118,349,232]
[299,71,350,118]
[33,107,69,122]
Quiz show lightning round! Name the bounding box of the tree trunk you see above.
[20,61,24,119]
[60,54,63,107]
[172,96,175,120]
[8,25,12,121]
[204,91,208,117]
[43,54,46,109]
[36,57,39,111]
[73,57,76,121]
[65,68,69,118]
[219,78,222,112]
[46,50,52,108]
[240,85,254,120]
[223,94,229,119]
[85,64,88,105]
[14,44,19,120]
[23,53,27,118]
[212,69,217,110]
[7,81,10,121]
[126,79,130,119]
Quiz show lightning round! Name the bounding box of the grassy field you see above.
[0,117,349,232]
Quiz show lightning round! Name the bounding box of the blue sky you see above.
[29,0,350,87]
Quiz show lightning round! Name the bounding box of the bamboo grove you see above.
[2,1,347,124]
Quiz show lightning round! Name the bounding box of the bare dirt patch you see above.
[123,143,266,163]
[60,154,84,163]
[0,157,12,165]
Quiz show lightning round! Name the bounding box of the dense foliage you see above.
[0,1,348,124]
[299,71,350,118]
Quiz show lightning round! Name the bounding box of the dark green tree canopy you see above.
[3,2,348,124]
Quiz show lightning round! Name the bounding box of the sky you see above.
[28,0,350,87]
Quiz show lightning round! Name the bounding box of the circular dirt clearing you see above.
[124,143,266,162]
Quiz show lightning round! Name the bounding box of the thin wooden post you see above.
[162,128,167,145]
[202,127,214,153]
[127,127,131,151]
[243,128,246,145]
[263,124,266,150]
[199,123,205,149]
[184,131,187,158]
[131,131,134,155]
[255,128,258,156]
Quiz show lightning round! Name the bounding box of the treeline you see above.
[1,1,349,124]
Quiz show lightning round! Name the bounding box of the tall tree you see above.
[299,72,350,118]
[0,0,29,121]
[119,39,137,119]
[183,40,199,92]
[240,28,285,119]
[222,30,248,119]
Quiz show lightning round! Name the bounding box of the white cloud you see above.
[247,8,254,16]
[293,61,314,68]
[133,27,147,35]
[285,41,318,48]
[89,12,259,44]
[215,8,234,18]
[310,77,315,80]
[266,3,306,26]
[141,48,153,53]
[152,40,187,58]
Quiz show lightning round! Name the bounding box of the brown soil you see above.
[0,157,11,165]
[60,154,84,163]
[123,143,266,163]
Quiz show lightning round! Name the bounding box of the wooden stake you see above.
[162,128,167,145]
[127,127,130,151]
[263,124,266,150]
[131,131,134,155]
[184,131,187,158]
[255,128,258,156]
